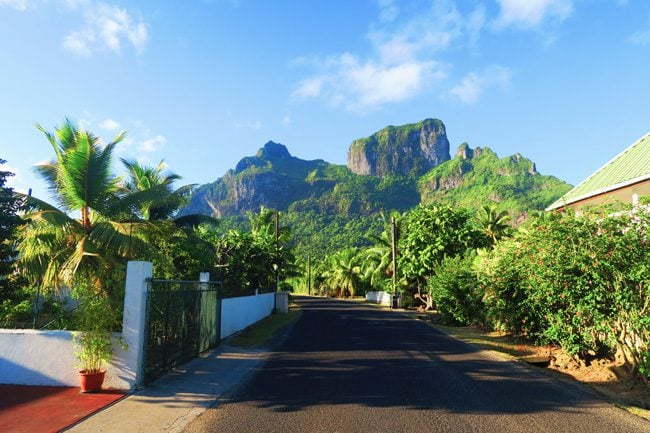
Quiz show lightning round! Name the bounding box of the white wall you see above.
[366,291,392,305]
[0,329,131,389]
[0,261,277,389]
[221,292,275,339]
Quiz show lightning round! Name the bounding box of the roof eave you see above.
[545,173,650,211]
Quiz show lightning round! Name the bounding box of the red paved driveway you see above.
[0,385,125,433]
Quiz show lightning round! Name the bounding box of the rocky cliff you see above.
[418,143,568,212]
[347,118,450,177]
[181,119,571,221]
[183,141,334,217]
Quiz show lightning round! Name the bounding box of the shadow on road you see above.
[227,296,605,416]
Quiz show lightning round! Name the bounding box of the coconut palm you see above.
[17,119,158,294]
[476,204,512,245]
[322,248,363,298]
[120,158,209,228]
[363,212,402,290]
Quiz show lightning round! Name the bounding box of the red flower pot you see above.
[79,370,106,393]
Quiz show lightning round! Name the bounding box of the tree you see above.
[121,158,217,279]
[398,204,486,309]
[476,204,511,245]
[0,159,22,298]
[121,159,192,221]
[361,212,400,291]
[16,119,158,294]
[321,248,364,298]
[248,207,296,285]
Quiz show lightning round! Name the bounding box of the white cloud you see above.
[377,0,399,23]
[139,135,166,153]
[494,0,573,29]
[63,1,149,57]
[292,1,467,113]
[449,66,512,104]
[303,55,446,112]
[293,77,326,98]
[281,115,291,126]
[233,120,262,130]
[0,0,30,10]
[98,118,121,131]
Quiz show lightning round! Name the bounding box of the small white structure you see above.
[366,291,393,306]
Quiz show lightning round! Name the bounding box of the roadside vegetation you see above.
[1,117,649,385]
[227,303,301,348]
[0,120,296,330]
[291,202,650,385]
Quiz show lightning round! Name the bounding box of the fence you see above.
[0,261,279,389]
[142,279,221,384]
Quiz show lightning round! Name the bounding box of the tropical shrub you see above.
[481,209,650,374]
[398,204,487,308]
[427,254,484,325]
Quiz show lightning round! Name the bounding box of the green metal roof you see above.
[547,132,650,210]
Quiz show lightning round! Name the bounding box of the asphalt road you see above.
[184,296,650,433]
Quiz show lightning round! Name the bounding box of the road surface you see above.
[185,296,650,433]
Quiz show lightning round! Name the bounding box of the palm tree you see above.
[362,211,401,291]
[121,159,184,219]
[17,119,157,294]
[247,207,296,288]
[322,249,363,298]
[476,204,512,245]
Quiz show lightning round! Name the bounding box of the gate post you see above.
[199,272,210,285]
[122,261,152,389]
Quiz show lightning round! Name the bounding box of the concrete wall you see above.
[366,291,392,305]
[0,329,131,389]
[0,262,278,389]
[0,261,148,390]
[221,292,275,339]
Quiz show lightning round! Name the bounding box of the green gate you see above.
[142,279,222,384]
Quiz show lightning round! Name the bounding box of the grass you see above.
[432,324,544,358]
[227,304,302,348]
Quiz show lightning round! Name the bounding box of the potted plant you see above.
[75,328,113,392]
[73,291,118,393]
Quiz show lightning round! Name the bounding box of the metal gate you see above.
[142,279,222,384]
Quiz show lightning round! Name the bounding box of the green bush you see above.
[480,209,650,372]
[427,254,484,325]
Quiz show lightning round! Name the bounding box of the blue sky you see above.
[1,0,649,202]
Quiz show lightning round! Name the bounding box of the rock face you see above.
[182,141,331,217]
[180,119,571,219]
[347,118,451,177]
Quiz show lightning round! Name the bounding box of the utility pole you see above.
[391,216,398,308]
[307,255,312,296]
[275,211,280,292]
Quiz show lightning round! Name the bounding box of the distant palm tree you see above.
[322,249,363,298]
[476,204,511,245]
[121,158,217,230]
[362,211,401,291]
[17,119,158,294]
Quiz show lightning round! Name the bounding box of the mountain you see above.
[184,141,333,217]
[348,118,450,177]
[181,119,571,254]
[418,143,570,216]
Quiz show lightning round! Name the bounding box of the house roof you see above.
[547,132,650,210]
